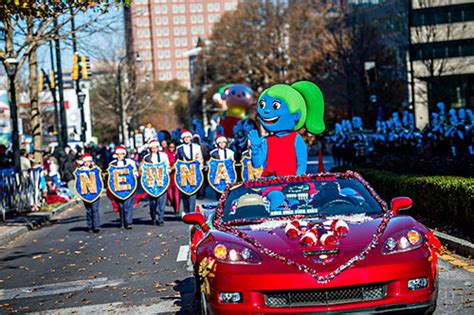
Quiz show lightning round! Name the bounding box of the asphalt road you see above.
[0,196,473,314]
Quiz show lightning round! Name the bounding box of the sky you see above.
[36,6,125,74]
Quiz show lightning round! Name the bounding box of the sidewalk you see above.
[0,199,81,247]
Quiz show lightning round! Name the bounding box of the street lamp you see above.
[77,90,87,142]
[1,57,21,170]
[77,90,86,107]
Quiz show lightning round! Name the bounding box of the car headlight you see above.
[213,242,262,264]
[382,229,423,255]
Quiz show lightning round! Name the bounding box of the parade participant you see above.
[165,142,180,214]
[76,153,101,233]
[210,135,235,160]
[108,145,137,229]
[209,135,235,199]
[140,140,170,225]
[248,81,325,176]
[176,130,203,215]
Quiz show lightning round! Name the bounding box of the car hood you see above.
[230,216,414,271]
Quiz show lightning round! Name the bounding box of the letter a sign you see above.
[73,166,104,203]
[208,158,237,193]
[107,164,138,200]
[140,162,170,198]
[174,160,203,196]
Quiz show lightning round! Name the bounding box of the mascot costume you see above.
[248,81,325,177]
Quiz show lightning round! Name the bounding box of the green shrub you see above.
[336,168,474,233]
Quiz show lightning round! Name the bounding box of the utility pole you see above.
[53,18,68,149]
[49,41,62,148]
[70,8,87,144]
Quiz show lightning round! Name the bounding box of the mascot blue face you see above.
[257,95,300,133]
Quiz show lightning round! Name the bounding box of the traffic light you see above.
[50,70,55,89]
[39,70,44,92]
[81,55,89,79]
[72,52,79,80]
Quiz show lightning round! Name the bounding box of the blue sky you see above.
[36,7,125,73]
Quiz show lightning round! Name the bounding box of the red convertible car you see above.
[183,172,440,314]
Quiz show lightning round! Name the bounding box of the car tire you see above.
[200,291,210,315]
[193,263,210,315]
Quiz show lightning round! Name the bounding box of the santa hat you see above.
[114,145,127,155]
[148,139,160,148]
[193,132,201,139]
[80,153,93,162]
[215,135,227,144]
[181,129,192,139]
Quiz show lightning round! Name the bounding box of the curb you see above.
[434,230,474,258]
[0,199,80,247]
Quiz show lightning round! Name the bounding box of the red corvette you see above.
[183,172,440,314]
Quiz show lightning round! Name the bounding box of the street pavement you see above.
[0,194,473,314]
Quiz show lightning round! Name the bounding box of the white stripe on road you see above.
[0,277,123,301]
[177,245,190,262]
[28,300,179,315]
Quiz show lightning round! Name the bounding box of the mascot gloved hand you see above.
[249,81,325,177]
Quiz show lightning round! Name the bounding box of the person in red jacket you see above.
[165,141,180,214]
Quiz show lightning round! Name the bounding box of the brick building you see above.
[130,0,240,87]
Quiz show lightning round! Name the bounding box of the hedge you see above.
[335,168,474,235]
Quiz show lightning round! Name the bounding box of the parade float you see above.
[182,81,440,315]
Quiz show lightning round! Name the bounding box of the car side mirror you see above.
[391,197,413,215]
[182,212,210,232]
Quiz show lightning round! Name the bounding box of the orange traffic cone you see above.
[318,148,325,173]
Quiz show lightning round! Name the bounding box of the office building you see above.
[130,0,240,87]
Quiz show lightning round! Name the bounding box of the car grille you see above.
[264,284,387,308]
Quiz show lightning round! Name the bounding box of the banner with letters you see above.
[208,158,237,193]
[140,162,170,198]
[240,155,263,182]
[174,160,203,196]
[107,164,138,200]
[73,166,104,203]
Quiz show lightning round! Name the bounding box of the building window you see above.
[207,3,214,12]
[162,4,168,14]
[214,3,220,11]
[208,15,215,23]
[413,39,474,60]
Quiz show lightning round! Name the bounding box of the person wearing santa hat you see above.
[108,145,138,229]
[210,135,235,199]
[140,139,170,226]
[176,129,203,214]
[78,153,101,233]
[210,135,235,160]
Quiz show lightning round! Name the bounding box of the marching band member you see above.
[141,140,170,226]
[210,135,235,160]
[108,145,137,229]
[165,142,180,214]
[78,153,101,233]
[176,130,203,215]
[210,135,235,199]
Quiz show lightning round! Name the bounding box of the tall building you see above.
[409,0,474,129]
[130,0,240,87]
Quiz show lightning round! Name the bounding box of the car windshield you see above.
[220,175,383,223]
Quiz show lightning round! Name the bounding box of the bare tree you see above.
[0,2,126,164]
